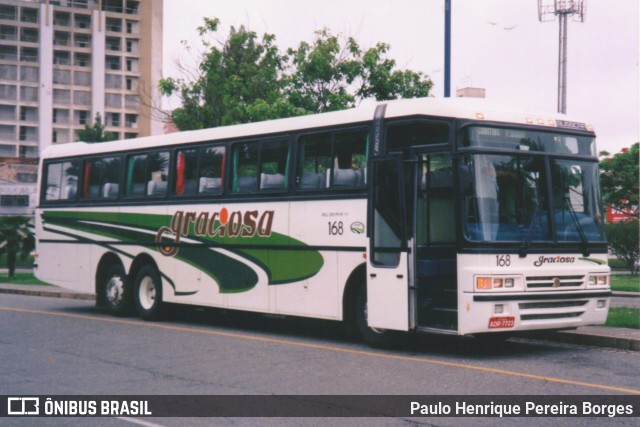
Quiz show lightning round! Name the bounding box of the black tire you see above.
[102,264,132,316]
[353,285,398,348]
[134,265,165,321]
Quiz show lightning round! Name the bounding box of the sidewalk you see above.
[0,283,638,351]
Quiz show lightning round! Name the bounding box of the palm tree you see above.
[0,216,35,278]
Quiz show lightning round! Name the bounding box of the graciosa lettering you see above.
[156,207,275,256]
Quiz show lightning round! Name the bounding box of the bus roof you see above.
[41,97,592,160]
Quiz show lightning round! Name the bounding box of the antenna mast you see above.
[538,0,586,114]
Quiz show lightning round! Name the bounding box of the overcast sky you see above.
[162,0,639,155]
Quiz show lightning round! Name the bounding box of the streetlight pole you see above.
[444,0,451,98]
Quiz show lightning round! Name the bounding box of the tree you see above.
[0,216,34,278]
[160,18,434,131]
[599,143,639,221]
[285,29,433,113]
[159,18,296,130]
[77,113,117,143]
[606,220,639,274]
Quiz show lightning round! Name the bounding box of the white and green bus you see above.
[35,98,611,346]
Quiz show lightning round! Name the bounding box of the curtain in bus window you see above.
[175,151,185,195]
[83,161,91,198]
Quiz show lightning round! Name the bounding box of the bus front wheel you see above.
[102,264,132,316]
[134,265,165,321]
[354,285,398,348]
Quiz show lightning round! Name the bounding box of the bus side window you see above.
[174,148,198,196]
[417,154,455,245]
[259,139,289,191]
[231,142,258,193]
[82,156,121,199]
[332,130,367,187]
[45,160,79,201]
[386,121,449,151]
[199,146,225,195]
[297,133,331,190]
[125,152,169,197]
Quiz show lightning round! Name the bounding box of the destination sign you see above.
[555,120,588,131]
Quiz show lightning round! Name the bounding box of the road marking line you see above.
[117,417,165,427]
[2,305,639,395]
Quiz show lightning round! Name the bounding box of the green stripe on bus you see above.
[42,210,324,290]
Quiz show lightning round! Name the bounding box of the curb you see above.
[528,330,640,352]
[0,286,95,301]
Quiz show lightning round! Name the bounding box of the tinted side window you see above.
[125,151,169,197]
[232,139,290,193]
[332,130,367,187]
[259,139,289,191]
[297,129,368,190]
[232,142,259,193]
[174,145,225,196]
[82,156,121,199]
[297,133,330,190]
[386,121,449,151]
[44,160,80,201]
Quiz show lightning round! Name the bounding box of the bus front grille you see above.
[526,275,585,289]
[520,312,583,321]
[518,299,588,322]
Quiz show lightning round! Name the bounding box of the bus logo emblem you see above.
[553,277,561,288]
[350,222,365,234]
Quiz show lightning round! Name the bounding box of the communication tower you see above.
[538,0,587,114]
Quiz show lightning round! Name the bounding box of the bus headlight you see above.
[476,276,521,291]
[588,275,608,286]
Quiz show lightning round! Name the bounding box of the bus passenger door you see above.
[366,156,410,331]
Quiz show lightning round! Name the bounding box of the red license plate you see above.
[488,316,515,329]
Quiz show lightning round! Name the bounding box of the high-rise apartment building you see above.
[0,0,163,215]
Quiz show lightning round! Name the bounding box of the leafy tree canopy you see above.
[160,18,433,131]
[77,113,117,143]
[599,143,639,220]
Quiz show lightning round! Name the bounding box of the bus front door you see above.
[366,157,410,331]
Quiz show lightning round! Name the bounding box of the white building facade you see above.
[0,0,163,215]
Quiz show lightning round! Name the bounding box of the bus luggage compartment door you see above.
[366,157,410,331]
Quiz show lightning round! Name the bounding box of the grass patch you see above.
[605,307,640,329]
[0,272,50,286]
[0,254,34,270]
[610,275,640,292]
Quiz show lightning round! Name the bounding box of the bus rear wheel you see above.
[134,265,165,321]
[354,285,398,348]
[102,264,132,316]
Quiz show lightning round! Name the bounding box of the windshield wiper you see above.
[519,196,543,258]
[564,195,590,257]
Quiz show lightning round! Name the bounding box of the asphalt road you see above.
[1,293,638,427]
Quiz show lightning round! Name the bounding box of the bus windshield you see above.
[462,153,605,243]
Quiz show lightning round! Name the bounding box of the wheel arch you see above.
[128,252,160,285]
[95,252,124,306]
[342,262,367,327]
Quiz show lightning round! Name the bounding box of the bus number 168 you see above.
[329,221,344,236]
